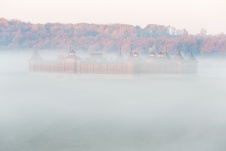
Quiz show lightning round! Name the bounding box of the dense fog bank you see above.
[0,51,226,151]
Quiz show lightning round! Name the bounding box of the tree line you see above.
[0,18,226,56]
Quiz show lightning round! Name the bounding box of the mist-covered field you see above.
[1,51,226,151]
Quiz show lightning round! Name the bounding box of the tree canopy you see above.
[0,18,226,55]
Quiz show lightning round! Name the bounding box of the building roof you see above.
[69,49,76,55]
[174,51,184,61]
[188,52,197,61]
[146,52,156,61]
[64,48,81,60]
[165,52,171,60]
[149,52,155,57]
[157,52,164,59]
[133,52,139,57]
[29,50,43,61]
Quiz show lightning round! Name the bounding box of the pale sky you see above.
[0,0,226,34]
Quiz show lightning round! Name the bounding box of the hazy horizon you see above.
[1,0,226,35]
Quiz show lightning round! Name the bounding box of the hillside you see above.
[0,18,226,55]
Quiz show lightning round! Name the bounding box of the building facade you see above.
[29,49,198,74]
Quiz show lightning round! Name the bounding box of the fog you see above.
[1,51,226,151]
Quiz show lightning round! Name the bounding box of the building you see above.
[29,49,198,74]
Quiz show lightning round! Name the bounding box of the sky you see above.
[0,0,226,34]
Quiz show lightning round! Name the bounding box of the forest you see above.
[0,18,226,56]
